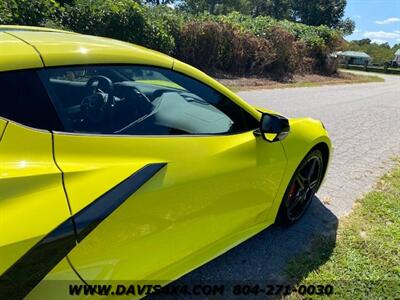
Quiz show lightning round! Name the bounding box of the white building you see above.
[335,51,372,65]
[394,49,400,65]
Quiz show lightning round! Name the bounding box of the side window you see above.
[0,70,62,131]
[39,66,258,135]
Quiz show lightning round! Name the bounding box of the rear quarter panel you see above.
[0,118,7,141]
[0,32,43,72]
[0,122,71,276]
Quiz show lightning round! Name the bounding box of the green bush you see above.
[144,5,185,55]
[184,12,343,76]
[62,0,146,44]
[177,12,342,77]
[0,1,344,78]
[0,0,60,26]
[176,21,276,75]
[262,25,306,78]
[62,0,176,54]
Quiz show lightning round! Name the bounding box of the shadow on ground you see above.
[147,197,338,299]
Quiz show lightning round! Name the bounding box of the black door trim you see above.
[0,163,166,299]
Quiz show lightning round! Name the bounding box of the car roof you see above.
[0,31,43,72]
[0,26,174,72]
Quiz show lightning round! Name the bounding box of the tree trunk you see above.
[209,0,217,14]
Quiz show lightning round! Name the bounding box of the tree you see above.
[251,0,292,19]
[347,39,396,65]
[0,0,60,26]
[353,38,371,46]
[381,42,391,49]
[178,0,354,34]
[336,17,355,36]
[56,0,74,5]
[291,0,347,27]
[213,0,252,15]
[143,0,175,5]
[178,0,209,14]
[179,0,251,15]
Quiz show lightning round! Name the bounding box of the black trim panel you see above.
[74,163,167,241]
[0,219,76,299]
[0,163,166,299]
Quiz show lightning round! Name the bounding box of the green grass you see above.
[286,158,400,299]
[354,74,385,83]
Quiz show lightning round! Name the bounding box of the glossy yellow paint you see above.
[0,118,7,140]
[9,31,173,69]
[0,32,43,72]
[27,258,82,300]
[0,25,72,34]
[0,122,71,275]
[0,26,332,299]
[256,107,332,222]
[54,130,287,282]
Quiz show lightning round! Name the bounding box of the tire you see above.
[277,149,324,225]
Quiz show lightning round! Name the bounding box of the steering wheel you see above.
[81,76,115,124]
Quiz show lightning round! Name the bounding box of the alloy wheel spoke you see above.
[288,197,298,210]
[310,180,318,190]
[297,195,306,205]
[297,174,306,189]
[307,159,317,180]
[288,155,323,221]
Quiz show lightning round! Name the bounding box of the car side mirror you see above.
[254,113,290,142]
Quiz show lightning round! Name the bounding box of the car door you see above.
[40,64,287,283]
[0,71,75,298]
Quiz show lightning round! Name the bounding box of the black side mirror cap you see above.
[254,113,290,142]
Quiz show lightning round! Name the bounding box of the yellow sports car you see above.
[0,26,331,299]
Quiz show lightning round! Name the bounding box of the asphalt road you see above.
[239,72,400,217]
[149,72,400,298]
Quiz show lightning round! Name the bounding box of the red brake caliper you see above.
[289,182,297,199]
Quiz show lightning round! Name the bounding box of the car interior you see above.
[40,66,239,135]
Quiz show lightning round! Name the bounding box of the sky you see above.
[344,0,400,46]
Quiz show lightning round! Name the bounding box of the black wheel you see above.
[277,149,324,225]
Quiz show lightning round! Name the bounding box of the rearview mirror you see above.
[254,113,290,142]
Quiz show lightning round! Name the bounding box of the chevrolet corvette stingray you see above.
[0,25,331,299]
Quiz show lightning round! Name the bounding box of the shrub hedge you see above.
[0,2,344,78]
[62,0,177,55]
[0,0,60,26]
[203,12,344,75]
[176,21,276,76]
